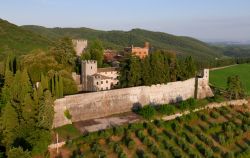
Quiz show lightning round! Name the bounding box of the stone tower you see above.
[81,60,97,91]
[72,39,88,56]
[195,69,213,99]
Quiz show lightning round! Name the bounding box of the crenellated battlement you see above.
[82,60,97,64]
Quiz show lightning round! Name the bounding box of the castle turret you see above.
[81,60,97,91]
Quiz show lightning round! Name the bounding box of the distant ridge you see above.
[0,19,53,59]
[21,25,223,60]
[0,18,226,61]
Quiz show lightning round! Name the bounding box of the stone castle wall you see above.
[53,73,213,128]
[72,39,88,56]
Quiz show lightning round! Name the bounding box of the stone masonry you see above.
[53,69,213,128]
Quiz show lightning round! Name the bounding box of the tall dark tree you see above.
[58,75,64,98]
[50,38,76,71]
[184,56,196,79]
[127,56,142,87]
[141,56,152,86]
[40,73,48,90]
[150,51,165,84]
[88,40,104,67]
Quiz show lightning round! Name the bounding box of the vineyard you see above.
[53,104,250,158]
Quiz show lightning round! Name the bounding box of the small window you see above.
[91,66,92,69]
[106,87,108,90]
[101,81,103,84]
[106,80,108,83]
[96,82,99,85]
[101,88,103,91]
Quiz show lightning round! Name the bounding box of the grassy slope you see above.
[22,25,224,60]
[0,19,53,60]
[210,64,250,94]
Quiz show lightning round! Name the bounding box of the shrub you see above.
[157,104,176,115]
[137,105,156,120]
[153,119,164,127]
[200,114,208,121]
[136,130,145,140]
[178,101,189,111]
[210,111,219,119]
[196,143,213,158]
[113,126,124,136]
[225,151,235,158]
[170,146,182,158]
[163,140,172,149]
[136,149,149,158]
[128,123,144,131]
[64,109,72,119]
[150,144,159,155]
[127,140,135,149]
[171,122,181,131]
[113,143,122,154]
[148,128,157,137]
[90,142,100,153]
[118,152,127,158]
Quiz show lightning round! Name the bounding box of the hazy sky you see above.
[1,0,250,42]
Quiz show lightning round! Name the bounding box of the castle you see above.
[81,60,119,91]
[54,69,213,128]
[72,60,119,92]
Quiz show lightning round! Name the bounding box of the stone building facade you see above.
[81,60,119,92]
[125,42,150,59]
[54,69,214,128]
[72,39,88,56]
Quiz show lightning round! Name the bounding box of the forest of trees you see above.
[0,37,79,157]
[0,60,54,157]
[119,51,196,88]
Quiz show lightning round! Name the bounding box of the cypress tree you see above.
[55,74,60,98]
[51,76,55,96]
[127,56,142,87]
[41,73,48,90]
[185,56,196,78]
[150,51,165,84]
[58,75,64,98]
[141,56,152,86]
[1,102,19,148]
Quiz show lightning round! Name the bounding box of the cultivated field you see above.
[210,64,250,95]
[51,104,250,158]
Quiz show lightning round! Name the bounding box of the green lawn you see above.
[210,64,250,95]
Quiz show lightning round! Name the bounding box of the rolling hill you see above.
[21,25,224,60]
[0,19,53,60]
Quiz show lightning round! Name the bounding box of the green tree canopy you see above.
[88,40,104,67]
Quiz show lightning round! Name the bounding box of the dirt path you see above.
[161,99,248,121]
[210,64,238,71]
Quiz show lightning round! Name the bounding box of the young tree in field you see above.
[227,75,245,99]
